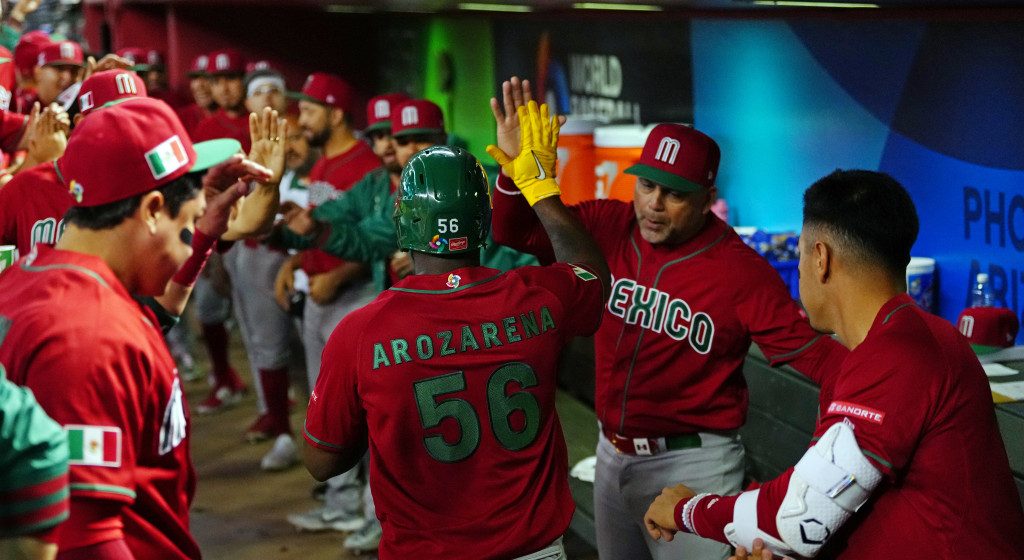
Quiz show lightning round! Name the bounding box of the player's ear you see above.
[702,185,718,214]
[138,190,166,234]
[330,107,345,128]
[815,240,832,283]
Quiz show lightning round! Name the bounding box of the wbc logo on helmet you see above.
[401,106,419,126]
[115,73,137,95]
[374,99,391,119]
[654,136,680,165]
[215,53,230,71]
[196,55,209,71]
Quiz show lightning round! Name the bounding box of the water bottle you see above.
[969,273,996,307]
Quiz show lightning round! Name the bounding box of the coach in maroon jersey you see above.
[489,79,848,560]
[303,103,609,559]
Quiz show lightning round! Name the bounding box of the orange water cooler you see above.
[593,125,649,201]
[556,118,598,204]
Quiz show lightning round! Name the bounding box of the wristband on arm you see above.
[172,229,217,287]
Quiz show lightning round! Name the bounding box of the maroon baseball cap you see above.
[391,99,445,138]
[958,307,1020,349]
[145,49,164,69]
[37,40,84,68]
[365,92,410,134]
[207,48,245,75]
[77,70,148,116]
[14,31,49,77]
[115,47,146,68]
[624,123,720,193]
[245,59,273,74]
[293,72,355,113]
[58,97,240,207]
[188,54,210,77]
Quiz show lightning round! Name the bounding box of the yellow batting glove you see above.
[485,101,562,206]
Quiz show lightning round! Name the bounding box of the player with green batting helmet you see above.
[394,145,491,255]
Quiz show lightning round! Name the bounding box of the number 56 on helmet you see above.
[394,146,491,255]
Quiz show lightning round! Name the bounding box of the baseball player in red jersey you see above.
[177,54,214,137]
[645,170,1024,558]
[303,100,610,558]
[489,80,847,560]
[281,71,384,527]
[33,41,83,108]
[0,97,242,559]
[0,70,147,258]
[192,49,251,152]
[13,30,49,114]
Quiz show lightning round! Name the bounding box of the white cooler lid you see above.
[560,117,599,136]
[594,124,647,148]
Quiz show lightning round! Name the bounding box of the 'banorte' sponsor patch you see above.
[827,400,885,425]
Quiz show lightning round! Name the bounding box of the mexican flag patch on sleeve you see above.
[571,265,597,281]
[66,425,122,467]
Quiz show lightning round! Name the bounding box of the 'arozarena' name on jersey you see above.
[606,275,715,354]
[372,305,556,370]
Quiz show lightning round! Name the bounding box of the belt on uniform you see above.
[603,429,702,456]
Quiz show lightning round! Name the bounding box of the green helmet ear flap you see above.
[394,146,491,255]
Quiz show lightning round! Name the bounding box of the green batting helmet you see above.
[394,146,491,255]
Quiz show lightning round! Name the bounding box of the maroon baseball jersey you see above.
[14,87,36,115]
[300,141,380,276]
[0,162,72,256]
[305,264,604,559]
[0,107,27,153]
[491,181,846,436]
[192,108,251,153]
[690,293,1024,556]
[176,103,211,138]
[0,246,199,559]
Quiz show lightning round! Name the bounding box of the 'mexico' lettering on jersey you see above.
[606,276,715,354]
[371,306,556,370]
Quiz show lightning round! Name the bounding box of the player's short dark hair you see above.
[64,171,203,230]
[803,169,918,278]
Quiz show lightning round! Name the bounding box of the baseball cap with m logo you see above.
[625,123,719,193]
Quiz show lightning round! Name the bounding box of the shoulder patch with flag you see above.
[66,425,122,467]
[571,265,597,281]
[145,135,189,180]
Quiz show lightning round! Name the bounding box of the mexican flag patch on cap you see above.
[66,425,122,467]
[145,135,189,180]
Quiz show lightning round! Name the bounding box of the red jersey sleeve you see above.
[304,314,369,455]
[0,109,27,153]
[512,262,605,339]
[492,172,630,266]
[816,346,925,478]
[734,251,848,385]
[0,178,16,245]
[491,171,556,263]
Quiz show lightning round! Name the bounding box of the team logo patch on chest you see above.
[826,401,885,425]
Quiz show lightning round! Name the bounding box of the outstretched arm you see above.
[487,100,609,299]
